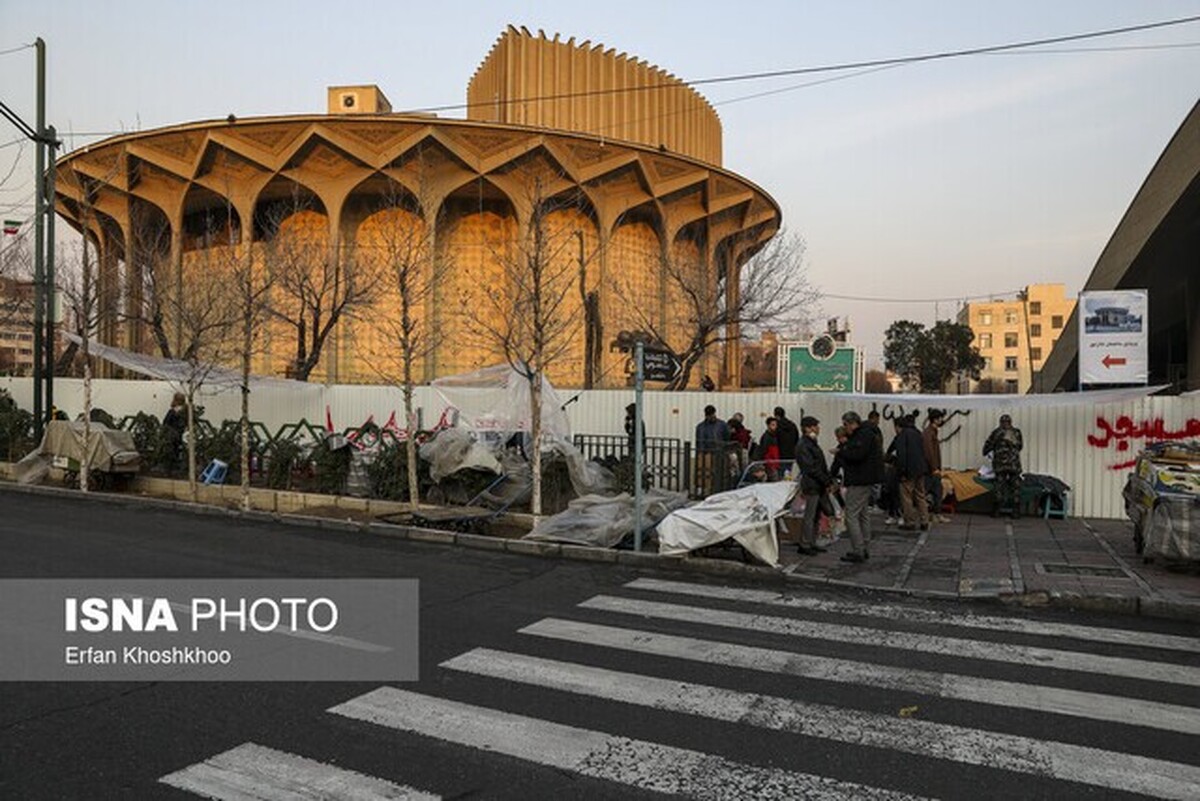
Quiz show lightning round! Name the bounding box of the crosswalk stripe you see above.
[625,578,1200,653]
[520,617,1200,735]
[579,595,1200,686]
[441,647,1200,800]
[329,687,932,801]
[158,741,438,800]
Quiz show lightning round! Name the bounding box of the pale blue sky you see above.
[4,1,1199,367]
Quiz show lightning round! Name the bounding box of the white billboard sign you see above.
[1079,290,1148,385]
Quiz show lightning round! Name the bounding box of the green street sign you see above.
[787,346,856,392]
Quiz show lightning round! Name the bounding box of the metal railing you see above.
[572,433,692,495]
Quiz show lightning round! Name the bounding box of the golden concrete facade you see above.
[468,26,722,166]
[956,283,1076,394]
[52,31,779,388]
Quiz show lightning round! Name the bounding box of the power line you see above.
[0,43,34,57]
[46,32,1200,149]
[823,290,1024,304]
[404,14,1200,114]
[987,40,1200,56]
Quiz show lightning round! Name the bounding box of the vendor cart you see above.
[1122,442,1200,562]
[39,420,141,490]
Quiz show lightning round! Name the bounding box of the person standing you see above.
[163,392,187,473]
[894,413,930,531]
[866,410,884,510]
[795,416,831,555]
[624,403,645,458]
[774,406,800,465]
[728,412,752,471]
[756,417,783,480]
[984,414,1024,518]
[836,411,883,562]
[695,404,730,495]
[923,409,950,523]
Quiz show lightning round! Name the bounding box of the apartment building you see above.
[956,284,1076,394]
[0,278,36,376]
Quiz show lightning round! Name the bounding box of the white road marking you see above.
[159,741,437,800]
[625,577,1200,653]
[520,617,1200,735]
[579,595,1200,686]
[329,687,931,801]
[441,647,1200,800]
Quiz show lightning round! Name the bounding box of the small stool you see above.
[1042,490,1070,519]
[200,459,228,485]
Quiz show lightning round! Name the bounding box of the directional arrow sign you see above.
[641,348,682,382]
[1102,354,1127,369]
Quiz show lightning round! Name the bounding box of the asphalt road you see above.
[1,491,1198,800]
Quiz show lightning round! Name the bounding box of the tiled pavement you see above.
[777,510,1200,614]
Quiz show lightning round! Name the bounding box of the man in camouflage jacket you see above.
[983,414,1023,518]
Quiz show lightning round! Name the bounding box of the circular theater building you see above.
[54,26,781,388]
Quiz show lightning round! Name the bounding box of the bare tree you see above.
[261,192,383,380]
[228,200,274,510]
[56,160,124,492]
[122,202,177,359]
[466,166,591,517]
[368,171,452,510]
[164,237,240,499]
[615,230,817,390]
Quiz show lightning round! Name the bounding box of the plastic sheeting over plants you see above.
[426,365,614,498]
[525,489,689,547]
[431,364,572,441]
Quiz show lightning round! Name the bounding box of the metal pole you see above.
[45,125,57,415]
[634,341,644,552]
[31,38,46,439]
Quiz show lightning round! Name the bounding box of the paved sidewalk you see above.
[776,509,1200,616]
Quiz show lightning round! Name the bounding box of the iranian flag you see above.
[2,220,19,235]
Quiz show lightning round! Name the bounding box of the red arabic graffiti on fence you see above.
[1087,416,1200,470]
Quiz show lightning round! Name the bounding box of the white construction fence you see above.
[3,376,1193,521]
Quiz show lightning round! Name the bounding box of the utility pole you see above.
[45,124,57,416]
[633,340,644,552]
[32,38,45,438]
[0,39,57,433]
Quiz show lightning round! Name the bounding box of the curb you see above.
[4,481,1198,622]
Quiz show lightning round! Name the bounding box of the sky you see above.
[3,0,1199,368]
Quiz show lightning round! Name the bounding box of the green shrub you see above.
[312,437,351,495]
[196,420,258,484]
[367,440,432,501]
[266,438,303,490]
[0,390,33,461]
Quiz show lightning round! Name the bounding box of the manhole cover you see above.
[1039,563,1126,578]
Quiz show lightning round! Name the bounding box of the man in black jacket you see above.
[837,411,884,562]
[794,416,831,555]
[894,413,930,531]
[774,406,800,464]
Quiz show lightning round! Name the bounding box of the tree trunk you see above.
[529,371,542,518]
[80,349,91,493]
[186,385,197,503]
[240,305,252,511]
[403,357,420,512]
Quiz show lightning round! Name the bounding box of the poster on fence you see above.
[1079,290,1148,386]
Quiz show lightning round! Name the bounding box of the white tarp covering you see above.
[63,333,318,394]
[805,385,1167,410]
[657,481,796,567]
[432,364,571,440]
[14,420,140,484]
